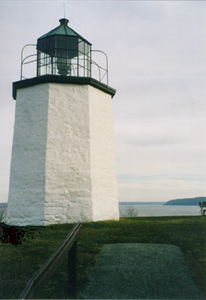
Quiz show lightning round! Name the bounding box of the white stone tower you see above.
[6,19,119,226]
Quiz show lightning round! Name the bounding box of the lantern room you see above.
[37,18,91,77]
[20,18,110,86]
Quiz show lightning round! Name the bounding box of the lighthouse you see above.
[6,19,119,226]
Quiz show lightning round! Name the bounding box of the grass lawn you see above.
[0,216,205,299]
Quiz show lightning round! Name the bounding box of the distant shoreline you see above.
[119,202,166,206]
[2,197,205,207]
[119,197,206,206]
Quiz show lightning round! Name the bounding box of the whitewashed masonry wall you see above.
[6,82,119,225]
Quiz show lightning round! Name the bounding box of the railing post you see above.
[19,222,81,300]
[68,240,77,298]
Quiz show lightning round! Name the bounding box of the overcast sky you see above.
[0,0,206,203]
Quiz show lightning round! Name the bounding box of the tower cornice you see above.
[12,76,116,100]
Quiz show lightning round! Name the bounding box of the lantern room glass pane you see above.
[78,39,84,54]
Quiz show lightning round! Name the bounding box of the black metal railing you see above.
[19,222,82,299]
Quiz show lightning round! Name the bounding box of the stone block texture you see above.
[6,83,119,225]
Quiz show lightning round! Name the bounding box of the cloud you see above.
[114,113,206,179]
[117,174,206,202]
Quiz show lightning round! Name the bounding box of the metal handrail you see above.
[90,60,108,83]
[20,44,36,80]
[18,222,82,299]
[91,50,109,85]
[91,60,101,82]
[20,46,109,85]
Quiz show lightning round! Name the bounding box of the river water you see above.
[0,203,201,220]
[119,205,201,217]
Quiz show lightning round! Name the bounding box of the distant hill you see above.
[164,197,206,206]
